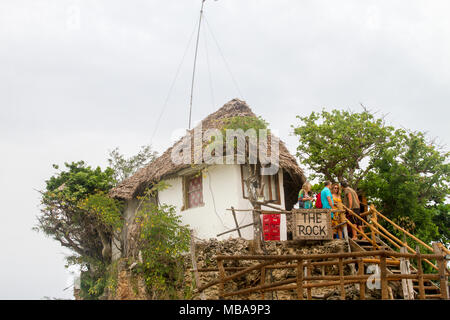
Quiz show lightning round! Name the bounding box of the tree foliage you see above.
[293,109,395,187]
[37,145,159,299]
[37,161,122,263]
[360,131,450,243]
[294,109,449,244]
[108,145,158,184]
[134,183,191,298]
[222,115,269,133]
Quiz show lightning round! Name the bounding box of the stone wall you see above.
[106,238,392,300]
[184,238,367,300]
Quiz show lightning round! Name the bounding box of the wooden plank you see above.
[214,250,443,261]
[371,210,378,250]
[433,243,449,300]
[388,286,394,300]
[231,206,242,237]
[223,277,297,298]
[374,208,434,252]
[216,222,254,237]
[339,258,345,300]
[293,209,333,240]
[306,263,312,300]
[400,247,414,300]
[362,258,400,266]
[358,259,365,300]
[380,251,388,299]
[297,259,304,300]
[190,230,206,300]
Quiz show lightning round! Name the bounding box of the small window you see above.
[184,175,204,209]
[241,165,280,204]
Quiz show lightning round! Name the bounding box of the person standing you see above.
[331,183,344,239]
[298,182,314,209]
[321,181,334,216]
[341,181,361,240]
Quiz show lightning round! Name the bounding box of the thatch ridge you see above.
[110,98,305,200]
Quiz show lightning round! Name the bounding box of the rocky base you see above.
[183,238,375,300]
[105,238,392,300]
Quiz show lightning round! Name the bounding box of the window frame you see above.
[240,165,281,205]
[182,174,204,210]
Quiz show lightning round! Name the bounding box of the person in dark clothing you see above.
[341,181,361,240]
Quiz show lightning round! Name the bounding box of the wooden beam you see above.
[416,246,425,300]
[297,259,304,300]
[400,247,414,300]
[189,230,205,300]
[339,258,345,300]
[380,251,388,300]
[374,208,434,252]
[358,259,365,300]
[231,206,242,237]
[306,262,312,300]
[216,222,255,237]
[433,243,449,300]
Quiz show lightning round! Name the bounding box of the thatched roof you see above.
[110,99,305,200]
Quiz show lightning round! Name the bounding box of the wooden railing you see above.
[342,205,449,275]
[195,249,448,300]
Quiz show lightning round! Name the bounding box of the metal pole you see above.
[188,0,206,129]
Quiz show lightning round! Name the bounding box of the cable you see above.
[206,170,232,230]
[150,19,199,145]
[204,15,245,100]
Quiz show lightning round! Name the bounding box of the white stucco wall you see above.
[158,164,287,241]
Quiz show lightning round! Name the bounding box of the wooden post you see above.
[380,250,388,300]
[296,259,304,300]
[358,258,365,300]
[253,203,263,253]
[190,230,206,300]
[433,243,449,300]
[231,206,242,237]
[306,262,312,300]
[400,247,414,300]
[416,246,425,300]
[217,259,226,300]
[388,287,394,300]
[339,258,346,300]
[371,209,378,250]
[260,267,266,300]
[343,224,349,241]
[244,164,263,253]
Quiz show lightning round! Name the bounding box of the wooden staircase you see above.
[349,238,444,299]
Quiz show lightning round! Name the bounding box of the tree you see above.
[360,131,449,243]
[36,145,158,299]
[108,145,158,184]
[293,109,395,188]
[293,108,449,244]
[134,183,191,298]
[36,161,123,263]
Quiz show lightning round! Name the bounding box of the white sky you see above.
[0,0,449,299]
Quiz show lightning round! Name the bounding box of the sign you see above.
[292,209,332,240]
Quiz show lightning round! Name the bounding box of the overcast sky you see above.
[1,0,449,299]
